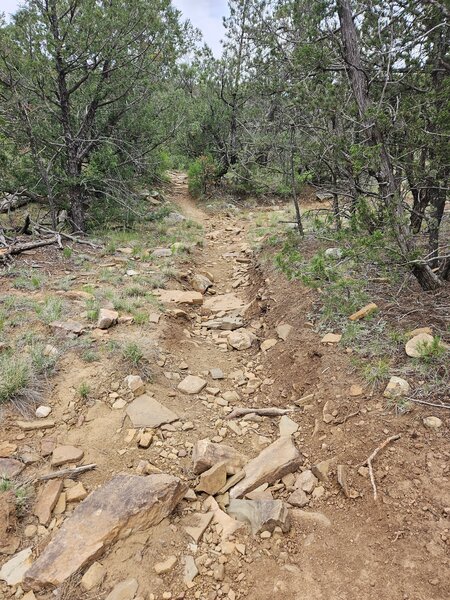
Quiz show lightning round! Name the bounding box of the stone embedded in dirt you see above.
[191,273,213,294]
[279,416,298,437]
[324,247,343,259]
[204,293,245,313]
[210,368,224,380]
[152,247,172,257]
[125,375,145,396]
[192,439,248,475]
[66,482,88,503]
[321,333,342,344]
[228,499,290,534]
[337,465,350,497]
[276,323,292,341]
[154,555,177,575]
[408,326,433,338]
[203,496,244,540]
[58,290,94,301]
[0,458,24,478]
[105,578,139,600]
[183,555,198,586]
[51,445,84,467]
[35,406,52,419]
[311,459,334,483]
[178,375,207,395]
[229,436,303,499]
[50,320,84,336]
[23,473,186,590]
[405,332,435,358]
[0,547,33,586]
[349,384,363,397]
[157,289,203,306]
[17,419,55,431]
[126,395,178,428]
[165,211,186,224]
[260,338,277,352]
[287,489,309,507]
[0,442,17,458]
[149,312,161,324]
[0,490,18,554]
[349,302,378,321]
[291,509,332,528]
[184,511,213,543]
[203,315,244,330]
[227,329,256,350]
[423,416,443,430]
[97,308,119,329]
[383,376,410,398]
[137,430,153,449]
[81,562,106,592]
[33,480,63,526]
[295,470,318,494]
[112,399,126,410]
[196,461,228,495]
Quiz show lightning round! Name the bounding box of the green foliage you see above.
[415,337,447,364]
[35,296,64,325]
[122,342,144,366]
[78,382,91,399]
[188,156,218,197]
[0,353,31,404]
[0,477,29,510]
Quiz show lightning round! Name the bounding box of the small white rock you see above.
[35,406,52,419]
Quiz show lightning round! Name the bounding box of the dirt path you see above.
[0,175,448,600]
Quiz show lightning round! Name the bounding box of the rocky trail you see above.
[0,173,448,600]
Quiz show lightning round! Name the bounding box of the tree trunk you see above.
[428,184,447,268]
[290,124,304,235]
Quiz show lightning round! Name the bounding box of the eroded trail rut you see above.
[1,174,448,600]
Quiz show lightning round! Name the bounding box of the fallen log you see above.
[0,236,60,259]
[36,464,97,481]
[226,407,294,420]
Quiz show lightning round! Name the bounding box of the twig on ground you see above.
[364,434,401,501]
[407,398,450,410]
[36,464,96,481]
[226,407,294,420]
[335,409,360,425]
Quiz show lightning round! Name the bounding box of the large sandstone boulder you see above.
[23,473,187,590]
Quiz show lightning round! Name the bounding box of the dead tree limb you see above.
[36,464,97,481]
[0,236,59,259]
[364,434,401,501]
[226,407,294,420]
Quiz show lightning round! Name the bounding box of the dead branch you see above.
[407,398,450,410]
[36,464,97,481]
[0,236,59,259]
[364,434,401,501]
[226,407,294,420]
[33,221,102,249]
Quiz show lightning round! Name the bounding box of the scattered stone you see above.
[276,323,292,341]
[383,376,410,398]
[279,416,298,437]
[349,302,378,321]
[210,368,224,380]
[0,458,24,478]
[358,466,369,478]
[137,430,153,449]
[192,439,247,475]
[154,555,177,575]
[66,482,88,503]
[35,406,52,419]
[349,384,363,397]
[291,509,332,527]
[405,333,435,358]
[178,375,207,395]
[81,562,106,591]
[24,525,37,538]
[203,496,244,540]
[311,459,334,483]
[16,420,55,431]
[125,375,145,395]
[0,442,17,458]
[53,492,66,515]
[196,461,228,495]
[149,312,161,324]
[229,436,303,499]
[185,511,213,543]
[0,547,33,586]
[24,474,187,590]
[50,320,84,336]
[191,273,213,294]
[51,446,84,467]
[105,578,139,600]
[126,395,178,428]
[34,480,63,526]
[183,555,198,586]
[337,465,350,497]
[112,399,127,410]
[157,290,203,306]
[295,470,318,494]
[261,338,277,352]
[204,293,245,313]
[152,248,172,258]
[227,329,256,350]
[287,489,309,507]
[165,211,185,224]
[228,499,290,534]
[97,308,119,330]
[324,247,343,259]
[423,416,443,430]
[203,316,244,331]
[321,333,342,344]
[43,344,58,357]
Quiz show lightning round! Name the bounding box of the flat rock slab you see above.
[97,308,119,330]
[157,290,203,305]
[16,420,55,431]
[0,547,33,586]
[50,320,84,336]
[405,332,435,358]
[178,375,207,395]
[23,473,187,590]
[105,578,139,600]
[51,446,84,467]
[228,499,290,534]
[203,293,245,313]
[203,316,243,330]
[229,436,303,499]
[192,439,248,475]
[0,458,24,478]
[33,480,63,526]
[126,394,178,428]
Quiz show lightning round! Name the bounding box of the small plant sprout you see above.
[78,382,91,399]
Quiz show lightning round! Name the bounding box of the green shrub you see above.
[188,155,218,198]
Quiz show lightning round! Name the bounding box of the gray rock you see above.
[0,547,33,586]
[152,248,172,258]
[287,489,309,507]
[192,439,247,475]
[423,416,443,430]
[97,308,119,330]
[165,212,186,224]
[203,316,244,330]
[126,395,178,428]
[227,499,290,534]
[178,375,207,394]
[324,247,343,259]
[105,578,138,600]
